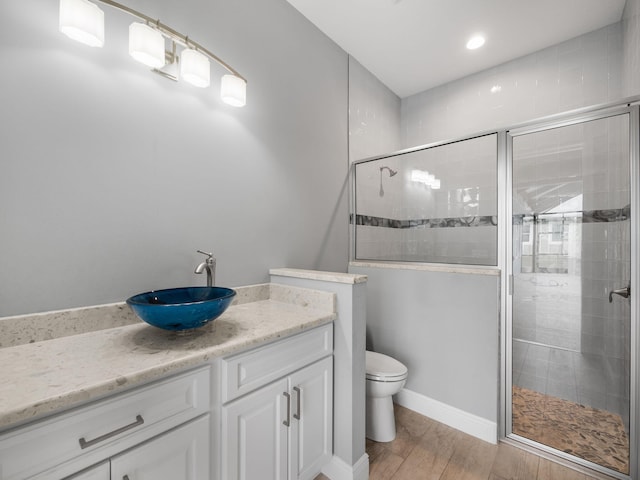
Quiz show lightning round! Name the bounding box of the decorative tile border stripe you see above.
[584,205,630,222]
[354,204,629,230]
[353,214,497,229]
[513,205,630,225]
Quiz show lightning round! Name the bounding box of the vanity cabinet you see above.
[0,322,335,480]
[220,324,333,480]
[0,367,210,480]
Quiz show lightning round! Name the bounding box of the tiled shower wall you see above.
[623,0,640,97]
[400,22,625,148]
[399,1,640,149]
[349,3,640,156]
[348,57,401,162]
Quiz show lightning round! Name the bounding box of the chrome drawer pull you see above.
[283,392,291,427]
[78,415,145,449]
[293,386,301,420]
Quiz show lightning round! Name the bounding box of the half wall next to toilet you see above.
[349,263,500,442]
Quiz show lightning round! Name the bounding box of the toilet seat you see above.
[366,351,408,382]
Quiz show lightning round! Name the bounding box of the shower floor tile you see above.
[512,386,629,474]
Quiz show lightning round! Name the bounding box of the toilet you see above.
[365,350,408,442]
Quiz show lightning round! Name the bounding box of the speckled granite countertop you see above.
[0,283,335,432]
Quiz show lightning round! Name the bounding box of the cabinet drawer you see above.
[111,415,210,480]
[222,323,332,403]
[0,366,210,480]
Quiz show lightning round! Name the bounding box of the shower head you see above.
[379,166,397,197]
[380,166,397,177]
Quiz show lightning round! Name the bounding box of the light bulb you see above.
[181,49,210,88]
[59,0,104,48]
[221,75,247,107]
[129,22,165,69]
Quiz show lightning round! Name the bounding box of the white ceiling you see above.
[286,0,627,98]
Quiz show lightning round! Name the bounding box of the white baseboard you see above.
[395,388,497,444]
[321,453,369,480]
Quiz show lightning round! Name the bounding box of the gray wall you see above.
[349,265,500,422]
[0,0,349,316]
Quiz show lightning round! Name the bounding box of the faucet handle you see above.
[196,250,215,263]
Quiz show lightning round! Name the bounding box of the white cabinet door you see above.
[110,415,209,480]
[289,357,333,480]
[222,378,289,480]
[64,462,110,480]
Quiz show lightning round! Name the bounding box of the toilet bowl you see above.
[365,350,408,442]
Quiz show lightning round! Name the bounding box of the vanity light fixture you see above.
[466,34,485,50]
[58,0,247,107]
[59,0,105,48]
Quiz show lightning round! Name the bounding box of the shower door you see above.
[507,109,634,477]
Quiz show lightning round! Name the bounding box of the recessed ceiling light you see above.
[466,35,485,50]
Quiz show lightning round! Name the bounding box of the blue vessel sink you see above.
[126,286,236,332]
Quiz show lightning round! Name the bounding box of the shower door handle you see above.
[609,284,630,303]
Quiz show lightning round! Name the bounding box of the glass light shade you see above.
[59,0,104,48]
[181,49,210,88]
[221,75,247,107]
[128,22,165,69]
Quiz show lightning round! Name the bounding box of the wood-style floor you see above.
[316,405,616,480]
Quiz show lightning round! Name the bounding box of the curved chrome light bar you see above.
[59,0,247,107]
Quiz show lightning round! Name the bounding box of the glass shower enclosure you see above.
[507,108,634,477]
[351,101,638,478]
[353,134,498,266]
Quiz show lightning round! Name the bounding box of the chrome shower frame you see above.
[501,100,640,480]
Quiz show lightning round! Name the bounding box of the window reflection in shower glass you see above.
[353,133,498,265]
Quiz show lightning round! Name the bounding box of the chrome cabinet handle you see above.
[78,415,145,449]
[293,386,301,420]
[283,392,291,427]
[609,284,630,303]
[123,476,130,480]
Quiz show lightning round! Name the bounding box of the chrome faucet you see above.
[194,250,216,287]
